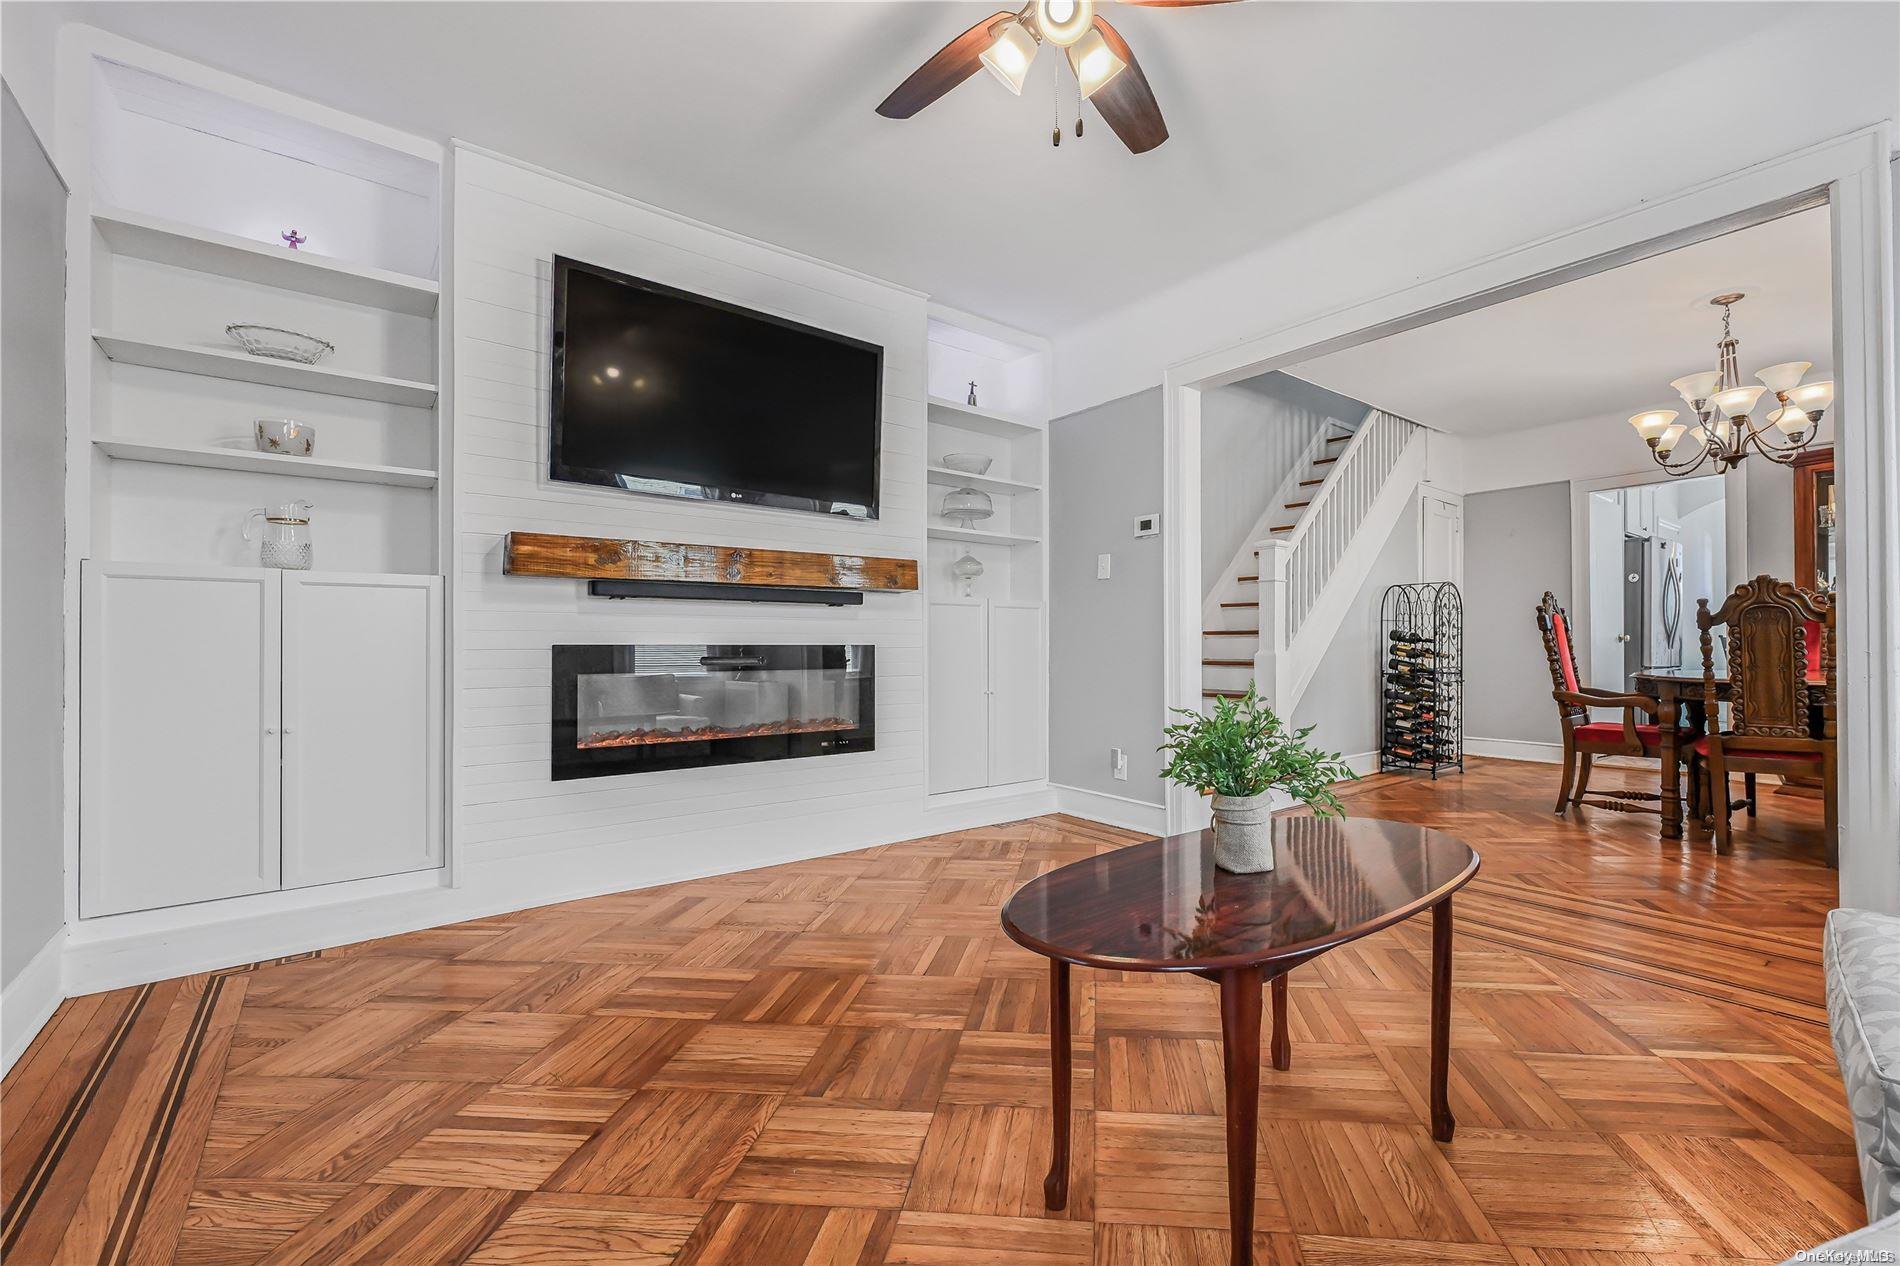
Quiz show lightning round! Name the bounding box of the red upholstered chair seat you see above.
[1690,735,1823,765]
[1574,721,1666,747]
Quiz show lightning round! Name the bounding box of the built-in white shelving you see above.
[925,465,1041,496]
[926,524,1042,548]
[93,206,440,316]
[927,396,1042,438]
[92,332,439,408]
[93,437,438,488]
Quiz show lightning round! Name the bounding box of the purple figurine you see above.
[281,229,307,251]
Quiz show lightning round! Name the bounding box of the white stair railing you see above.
[1255,409,1423,712]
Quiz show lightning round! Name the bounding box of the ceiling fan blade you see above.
[1087,16,1168,153]
[876,12,1015,119]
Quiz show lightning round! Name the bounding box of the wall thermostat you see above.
[1134,513,1160,538]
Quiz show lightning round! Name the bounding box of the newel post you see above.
[1255,539,1293,715]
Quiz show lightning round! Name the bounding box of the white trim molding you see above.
[1051,783,1169,835]
[2,931,67,1075]
[1159,128,1897,914]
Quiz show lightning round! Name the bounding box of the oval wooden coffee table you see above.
[1000,816,1480,1266]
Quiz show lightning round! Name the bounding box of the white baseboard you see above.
[57,791,1064,998]
[2,930,68,1076]
[1339,751,1381,777]
[1051,783,1169,835]
[1462,737,1564,764]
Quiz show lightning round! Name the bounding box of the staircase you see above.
[1202,407,1425,714]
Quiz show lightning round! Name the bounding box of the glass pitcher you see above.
[244,500,314,570]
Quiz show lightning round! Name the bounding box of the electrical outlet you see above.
[1111,747,1128,780]
[1096,553,1112,580]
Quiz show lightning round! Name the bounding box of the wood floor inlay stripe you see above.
[1,761,1853,1264]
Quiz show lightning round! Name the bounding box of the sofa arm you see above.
[1826,907,1900,1223]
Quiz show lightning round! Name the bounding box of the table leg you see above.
[1043,957,1071,1211]
[1219,965,1264,1266]
[1658,688,1683,842]
[1430,897,1456,1143]
[1270,973,1290,1071]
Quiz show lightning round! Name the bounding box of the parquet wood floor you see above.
[2,758,1864,1265]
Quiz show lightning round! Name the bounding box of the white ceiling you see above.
[1285,205,1834,436]
[47,1,1808,334]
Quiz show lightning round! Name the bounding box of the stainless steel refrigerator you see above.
[1623,528,1684,688]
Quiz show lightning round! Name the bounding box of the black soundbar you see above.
[587,579,864,606]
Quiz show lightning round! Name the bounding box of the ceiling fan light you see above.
[1067,27,1126,98]
[1038,0,1095,47]
[1669,371,1723,407]
[1709,384,1765,418]
[1755,360,1811,394]
[1655,422,1689,456]
[979,19,1039,95]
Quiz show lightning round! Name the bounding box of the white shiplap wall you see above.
[451,146,947,899]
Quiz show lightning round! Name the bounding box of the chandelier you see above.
[1627,293,1832,477]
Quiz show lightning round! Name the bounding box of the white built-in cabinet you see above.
[923,309,1050,799]
[81,562,442,917]
[927,599,1047,793]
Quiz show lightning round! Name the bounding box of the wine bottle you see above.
[1388,629,1433,643]
[1390,643,1439,658]
[1388,659,1440,675]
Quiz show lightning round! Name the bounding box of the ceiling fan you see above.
[875,0,1230,154]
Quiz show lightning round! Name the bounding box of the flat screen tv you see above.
[550,255,884,519]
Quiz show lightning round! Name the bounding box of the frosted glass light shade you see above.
[1655,422,1689,455]
[980,20,1038,94]
[1755,360,1811,394]
[1789,379,1834,411]
[1670,371,1723,406]
[1768,405,1813,436]
[1683,424,1709,450]
[1709,384,1765,418]
[1628,410,1678,442]
[1038,0,1095,47]
[1067,28,1126,97]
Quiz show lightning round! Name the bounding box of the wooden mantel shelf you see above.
[502,532,919,592]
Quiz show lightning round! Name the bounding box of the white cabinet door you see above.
[81,563,282,916]
[986,602,1046,786]
[928,600,989,794]
[280,572,443,888]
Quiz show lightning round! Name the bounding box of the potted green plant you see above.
[1158,684,1356,873]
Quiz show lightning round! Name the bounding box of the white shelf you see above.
[926,465,1041,496]
[927,396,1042,438]
[92,332,439,408]
[928,524,1041,547]
[93,207,439,317]
[93,436,438,488]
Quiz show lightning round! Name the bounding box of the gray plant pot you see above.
[1211,792,1276,872]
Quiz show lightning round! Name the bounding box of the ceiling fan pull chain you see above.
[1052,62,1062,146]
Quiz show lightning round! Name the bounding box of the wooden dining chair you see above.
[1535,591,1694,815]
[1693,576,1837,864]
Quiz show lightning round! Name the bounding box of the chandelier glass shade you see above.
[1629,293,1830,477]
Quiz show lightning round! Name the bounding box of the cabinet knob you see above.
[264,726,278,735]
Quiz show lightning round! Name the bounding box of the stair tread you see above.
[1203,689,1248,699]
[1203,628,1258,635]
[1298,479,1324,487]
[1202,658,1252,667]
[1325,434,1350,443]
[1270,525,1294,533]
[1285,500,1311,509]
[1236,574,1258,582]
[1220,601,1260,608]
[1313,457,1339,465]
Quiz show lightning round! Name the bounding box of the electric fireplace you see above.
[551,644,874,779]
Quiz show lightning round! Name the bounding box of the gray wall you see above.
[3,84,68,991]
[1292,509,1420,758]
[1744,454,1796,580]
[1049,388,1167,805]
[1462,481,1571,745]
[1200,373,1366,594]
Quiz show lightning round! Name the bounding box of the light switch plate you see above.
[1096,553,1112,580]
[1111,747,1128,780]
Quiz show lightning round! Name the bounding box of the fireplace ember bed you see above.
[551,644,874,779]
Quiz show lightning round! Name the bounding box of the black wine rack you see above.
[1378,581,1464,779]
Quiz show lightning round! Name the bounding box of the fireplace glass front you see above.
[552,644,874,779]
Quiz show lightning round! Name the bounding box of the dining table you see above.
[1631,669,1827,841]
[999,816,1480,1266]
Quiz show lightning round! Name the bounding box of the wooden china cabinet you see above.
[1793,447,1837,595]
